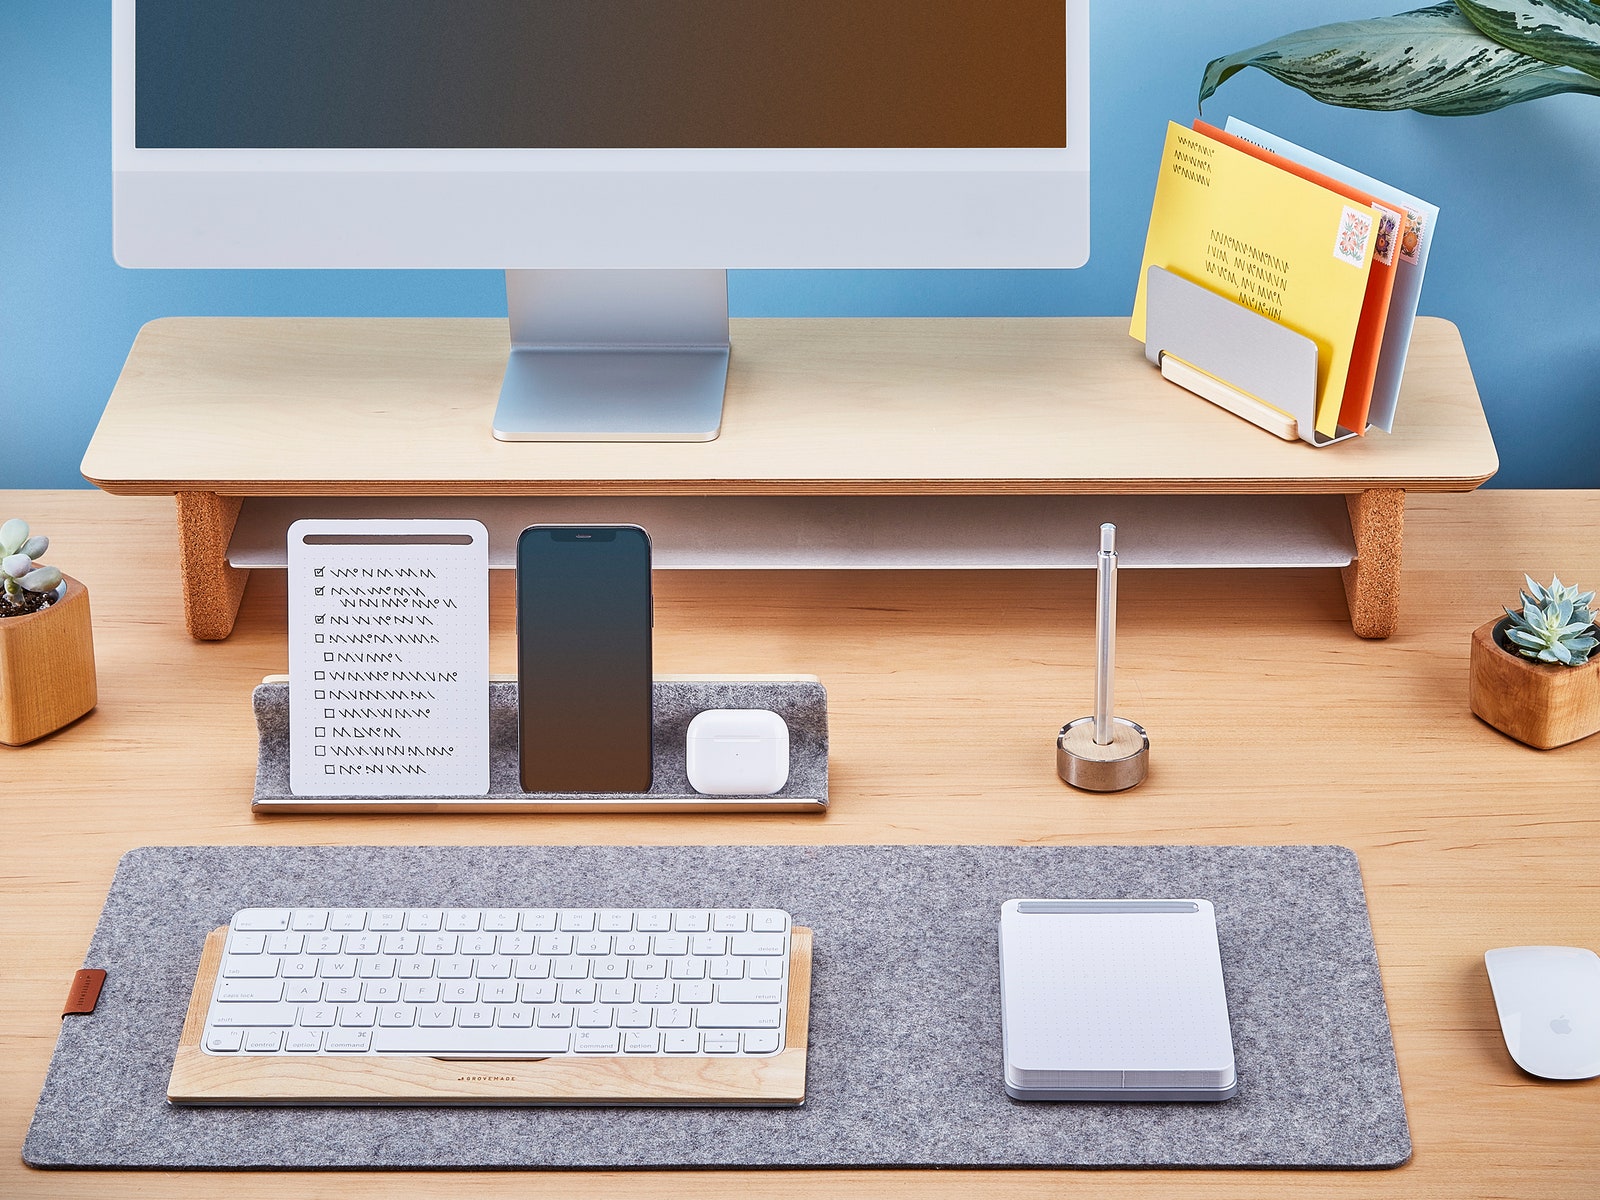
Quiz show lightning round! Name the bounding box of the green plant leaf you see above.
[1199,3,1600,115]
[1456,0,1600,78]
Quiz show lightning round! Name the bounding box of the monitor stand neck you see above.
[492,269,730,442]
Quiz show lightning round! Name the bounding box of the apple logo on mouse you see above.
[1549,1016,1572,1036]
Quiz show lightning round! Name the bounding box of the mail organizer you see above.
[1143,265,1362,448]
[251,676,828,814]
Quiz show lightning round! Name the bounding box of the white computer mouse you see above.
[1484,946,1600,1080]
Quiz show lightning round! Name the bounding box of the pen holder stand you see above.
[1143,266,1361,448]
[250,677,829,813]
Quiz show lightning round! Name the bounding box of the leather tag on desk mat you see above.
[24,844,1410,1170]
[61,970,105,1017]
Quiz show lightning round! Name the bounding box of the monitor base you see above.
[493,269,730,442]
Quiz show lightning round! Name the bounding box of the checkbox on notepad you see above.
[315,727,325,737]
[324,708,334,718]
[314,746,325,757]
[314,671,324,680]
[324,652,333,661]
[324,765,335,774]
[314,690,325,699]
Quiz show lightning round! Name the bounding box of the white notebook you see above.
[998,898,1237,1101]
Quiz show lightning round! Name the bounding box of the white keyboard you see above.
[201,906,793,1059]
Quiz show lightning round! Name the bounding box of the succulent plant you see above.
[1502,574,1597,667]
[1,518,64,618]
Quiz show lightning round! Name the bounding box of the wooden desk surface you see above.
[4,487,1595,1199]
[81,317,1497,495]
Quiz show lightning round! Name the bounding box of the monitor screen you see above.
[136,1,1066,150]
[114,0,1088,271]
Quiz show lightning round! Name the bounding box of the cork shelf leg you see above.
[1340,489,1405,639]
[175,492,249,641]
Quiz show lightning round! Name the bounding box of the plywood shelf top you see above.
[82,315,1497,496]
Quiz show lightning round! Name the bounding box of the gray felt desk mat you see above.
[252,680,828,809]
[25,844,1410,1171]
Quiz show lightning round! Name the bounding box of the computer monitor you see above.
[112,0,1089,441]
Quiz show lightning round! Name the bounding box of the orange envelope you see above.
[1194,121,1401,436]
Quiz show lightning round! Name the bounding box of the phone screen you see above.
[516,525,652,793]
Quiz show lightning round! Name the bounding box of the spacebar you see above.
[371,1028,571,1056]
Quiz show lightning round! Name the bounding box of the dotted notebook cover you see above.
[25,844,1410,1170]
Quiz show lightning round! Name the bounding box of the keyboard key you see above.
[663,1031,698,1053]
[344,933,381,955]
[576,933,611,955]
[367,909,406,931]
[631,958,667,979]
[475,956,512,979]
[712,910,748,932]
[422,933,457,956]
[514,957,552,979]
[206,1029,244,1052]
[280,957,318,979]
[717,981,783,1004]
[616,1005,652,1029]
[747,959,784,980]
[499,933,536,956]
[373,1028,570,1055]
[324,1029,373,1052]
[536,1005,574,1028]
[559,910,595,932]
[299,1003,337,1027]
[285,981,321,1003]
[436,956,473,979]
[364,980,401,1003]
[232,909,290,932]
[750,911,788,933]
[655,1006,691,1029]
[598,910,634,932]
[217,980,284,1002]
[458,1005,494,1028]
[397,957,435,979]
[599,981,634,1004]
[730,934,786,956]
[653,933,689,956]
[696,1004,781,1029]
[227,931,267,955]
[575,1005,613,1028]
[615,933,651,956]
[222,957,279,979]
[357,955,397,979]
[553,957,589,979]
[381,932,420,955]
[339,1003,377,1027]
[498,1005,534,1028]
[636,981,674,1004]
[635,910,673,932]
[624,1030,661,1053]
[442,981,479,1004]
[482,909,519,931]
[709,957,744,980]
[306,931,342,955]
[519,909,558,932]
[674,911,710,932]
[743,1030,781,1053]
[575,1030,620,1053]
[324,980,362,1003]
[559,981,597,1004]
[677,980,713,1004]
[284,1029,322,1052]
[702,1032,741,1053]
[418,1005,455,1027]
[378,1005,416,1027]
[461,933,496,956]
[670,959,706,980]
[329,909,367,931]
[520,981,557,1003]
[406,910,443,931]
[444,909,481,931]
[267,932,304,955]
[540,933,575,956]
[402,980,441,1003]
[290,909,329,931]
[480,981,517,1003]
[209,1003,297,1026]
[319,956,356,979]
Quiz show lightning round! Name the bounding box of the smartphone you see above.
[516,524,653,793]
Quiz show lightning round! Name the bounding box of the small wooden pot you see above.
[0,574,97,746]
[1469,616,1600,750]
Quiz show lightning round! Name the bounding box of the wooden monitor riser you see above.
[168,927,812,1106]
[81,317,1498,640]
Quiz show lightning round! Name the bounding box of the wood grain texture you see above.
[168,928,810,1106]
[0,574,96,745]
[1341,488,1406,638]
[81,317,1497,496]
[173,491,248,639]
[4,487,1597,1199]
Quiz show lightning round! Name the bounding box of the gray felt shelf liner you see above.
[25,844,1410,1171]
[252,679,828,811]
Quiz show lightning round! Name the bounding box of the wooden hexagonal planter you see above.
[0,575,97,746]
[1469,616,1600,750]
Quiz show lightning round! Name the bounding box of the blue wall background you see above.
[4,2,1598,488]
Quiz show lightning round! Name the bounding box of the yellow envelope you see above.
[1131,122,1379,436]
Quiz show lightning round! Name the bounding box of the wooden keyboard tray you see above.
[168,926,812,1106]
